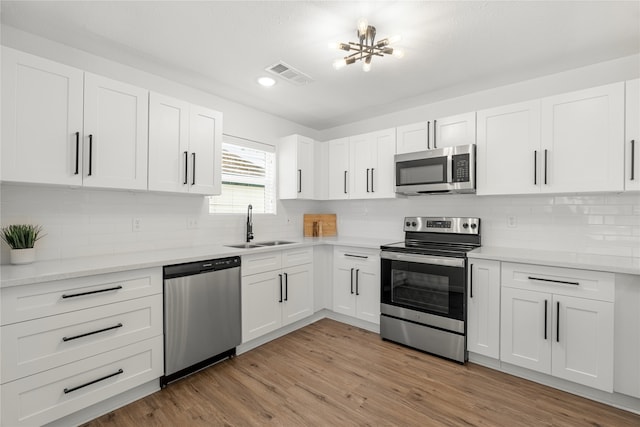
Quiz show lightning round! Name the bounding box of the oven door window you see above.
[383,260,465,321]
[396,156,448,186]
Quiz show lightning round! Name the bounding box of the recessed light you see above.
[257,76,276,87]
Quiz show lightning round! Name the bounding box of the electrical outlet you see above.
[132,217,142,232]
[187,218,199,229]
[507,215,517,228]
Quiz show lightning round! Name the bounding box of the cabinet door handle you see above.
[544,299,548,340]
[533,150,537,185]
[433,119,437,148]
[88,134,93,176]
[278,274,283,303]
[556,301,560,343]
[62,285,123,299]
[191,152,196,185]
[427,121,431,149]
[62,323,123,342]
[469,264,473,298]
[344,254,368,259]
[371,168,375,193]
[297,169,302,193]
[344,170,348,194]
[64,369,123,394]
[366,168,370,192]
[350,268,354,294]
[183,151,189,185]
[355,269,360,296]
[544,149,548,185]
[74,132,80,175]
[284,272,288,301]
[631,140,636,181]
[527,276,579,286]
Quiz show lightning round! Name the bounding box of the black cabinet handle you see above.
[183,151,189,185]
[544,299,548,340]
[62,323,123,342]
[62,285,123,299]
[469,264,473,298]
[344,171,348,194]
[350,268,354,294]
[355,269,360,296]
[631,140,636,181]
[544,149,548,185]
[344,254,368,259]
[371,168,375,192]
[278,274,283,303]
[64,369,123,394]
[284,272,288,301]
[88,134,93,176]
[366,168,370,192]
[74,132,80,175]
[191,152,196,185]
[556,301,560,343]
[427,121,431,149]
[534,150,537,185]
[433,119,437,148]
[527,276,579,286]
[297,169,302,193]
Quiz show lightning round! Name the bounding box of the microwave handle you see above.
[447,154,453,184]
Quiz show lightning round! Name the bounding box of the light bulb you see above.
[357,18,368,35]
[333,59,347,70]
[392,49,405,58]
[328,42,339,50]
[257,77,276,87]
[388,34,402,44]
[362,61,372,72]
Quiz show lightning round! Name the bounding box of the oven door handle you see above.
[380,251,465,268]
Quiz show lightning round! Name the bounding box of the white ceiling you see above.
[1,1,638,130]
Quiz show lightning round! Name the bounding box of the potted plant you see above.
[1,224,44,265]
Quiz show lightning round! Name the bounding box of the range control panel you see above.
[403,217,480,234]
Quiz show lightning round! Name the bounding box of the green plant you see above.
[0,224,44,249]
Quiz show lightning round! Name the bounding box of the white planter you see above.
[10,248,36,265]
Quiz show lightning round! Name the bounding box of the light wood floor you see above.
[83,319,640,426]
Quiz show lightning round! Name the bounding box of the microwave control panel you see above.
[451,154,470,183]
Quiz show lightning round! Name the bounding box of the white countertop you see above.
[469,246,640,276]
[0,236,390,288]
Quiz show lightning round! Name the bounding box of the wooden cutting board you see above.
[303,214,337,237]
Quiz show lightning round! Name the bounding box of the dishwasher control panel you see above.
[164,256,241,279]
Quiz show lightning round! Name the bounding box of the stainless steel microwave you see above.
[395,144,476,195]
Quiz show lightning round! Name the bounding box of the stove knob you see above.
[462,223,469,229]
[471,223,477,229]
[405,221,411,227]
[411,221,417,227]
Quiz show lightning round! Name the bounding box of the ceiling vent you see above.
[265,61,313,85]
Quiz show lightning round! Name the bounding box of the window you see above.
[209,135,276,214]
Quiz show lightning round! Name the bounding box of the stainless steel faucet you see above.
[246,204,254,242]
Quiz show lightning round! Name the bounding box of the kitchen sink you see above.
[254,240,296,246]
[225,243,263,249]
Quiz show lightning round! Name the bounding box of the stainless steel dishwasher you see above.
[160,256,241,387]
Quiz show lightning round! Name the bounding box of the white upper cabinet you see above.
[148,92,222,195]
[625,79,640,191]
[540,82,624,193]
[279,134,315,199]
[327,137,350,199]
[432,112,476,149]
[83,73,149,190]
[2,47,84,186]
[349,128,396,199]
[395,112,476,154]
[477,100,542,195]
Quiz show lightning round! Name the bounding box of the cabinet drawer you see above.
[334,246,380,268]
[242,251,282,276]
[501,262,614,302]
[1,335,163,427]
[1,268,162,325]
[1,294,162,383]
[282,247,313,268]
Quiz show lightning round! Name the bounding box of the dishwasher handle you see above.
[164,256,241,279]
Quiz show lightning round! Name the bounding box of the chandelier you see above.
[331,18,403,72]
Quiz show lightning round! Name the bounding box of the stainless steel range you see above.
[380,217,481,363]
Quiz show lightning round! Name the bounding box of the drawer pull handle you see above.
[62,285,123,299]
[63,369,124,394]
[62,323,123,342]
[344,254,368,259]
[527,276,579,286]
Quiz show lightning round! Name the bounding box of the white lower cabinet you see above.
[241,247,314,342]
[332,247,380,324]
[467,259,501,358]
[500,262,614,392]
[0,268,163,427]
